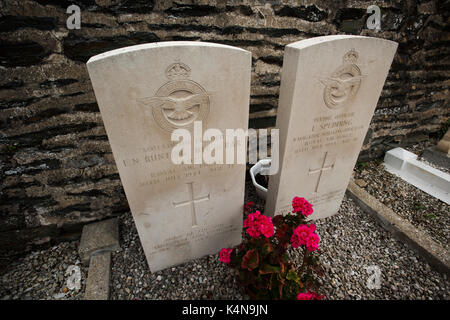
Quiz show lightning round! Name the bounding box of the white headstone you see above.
[265,35,398,219]
[87,42,251,272]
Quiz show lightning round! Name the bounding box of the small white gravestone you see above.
[265,35,398,219]
[384,147,450,204]
[87,42,251,272]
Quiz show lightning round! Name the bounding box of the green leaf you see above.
[259,264,280,275]
[286,269,299,282]
[241,249,259,271]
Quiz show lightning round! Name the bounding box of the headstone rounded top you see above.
[286,35,398,50]
[87,41,251,65]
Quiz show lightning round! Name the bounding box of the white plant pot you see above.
[249,158,272,200]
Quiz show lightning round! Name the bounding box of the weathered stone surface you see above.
[84,251,111,300]
[0,40,50,67]
[266,35,397,219]
[87,42,251,272]
[0,0,448,254]
[0,16,58,32]
[79,218,119,265]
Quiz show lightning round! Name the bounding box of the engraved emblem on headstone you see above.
[138,62,210,132]
[321,49,364,109]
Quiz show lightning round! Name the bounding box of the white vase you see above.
[249,158,272,200]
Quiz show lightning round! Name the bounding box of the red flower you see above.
[297,292,312,300]
[305,232,320,252]
[297,291,324,300]
[243,211,274,238]
[292,197,313,216]
[219,248,232,264]
[291,224,319,251]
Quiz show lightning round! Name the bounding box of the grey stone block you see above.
[79,218,119,266]
[84,252,111,300]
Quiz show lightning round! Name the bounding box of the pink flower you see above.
[292,197,313,217]
[291,225,309,248]
[297,292,313,300]
[306,232,320,252]
[219,248,232,264]
[243,211,274,238]
[260,217,274,238]
[243,211,260,228]
[291,224,319,250]
[297,291,324,300]
[246,225,260,238]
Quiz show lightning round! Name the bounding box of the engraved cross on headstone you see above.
[308,151,335,193]
[173,182,210,227]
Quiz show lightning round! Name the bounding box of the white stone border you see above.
[383,147,450,205]
[347,180,449,275]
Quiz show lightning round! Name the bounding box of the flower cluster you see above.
[292,197,313,217]
[219,248,232,264]
[243,211,274,238]
[296,291,324,300]
[290,224,320,252]
[220,197,324,300]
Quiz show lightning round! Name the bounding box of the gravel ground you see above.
[109,178,449,300]
[0,241,88,300]
[420,157,450,174]
[110,213,244,300]
[404,139,450,174]
[309,196,448,300]
[1,175,447,300]
[353,160,449,250]
[404,139,439,155]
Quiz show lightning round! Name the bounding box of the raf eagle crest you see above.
[138,62,210,132]
[320,49,364,109]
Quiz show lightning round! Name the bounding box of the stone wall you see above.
[0,0,449,256]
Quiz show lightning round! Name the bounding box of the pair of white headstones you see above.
[87,36,398,272]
